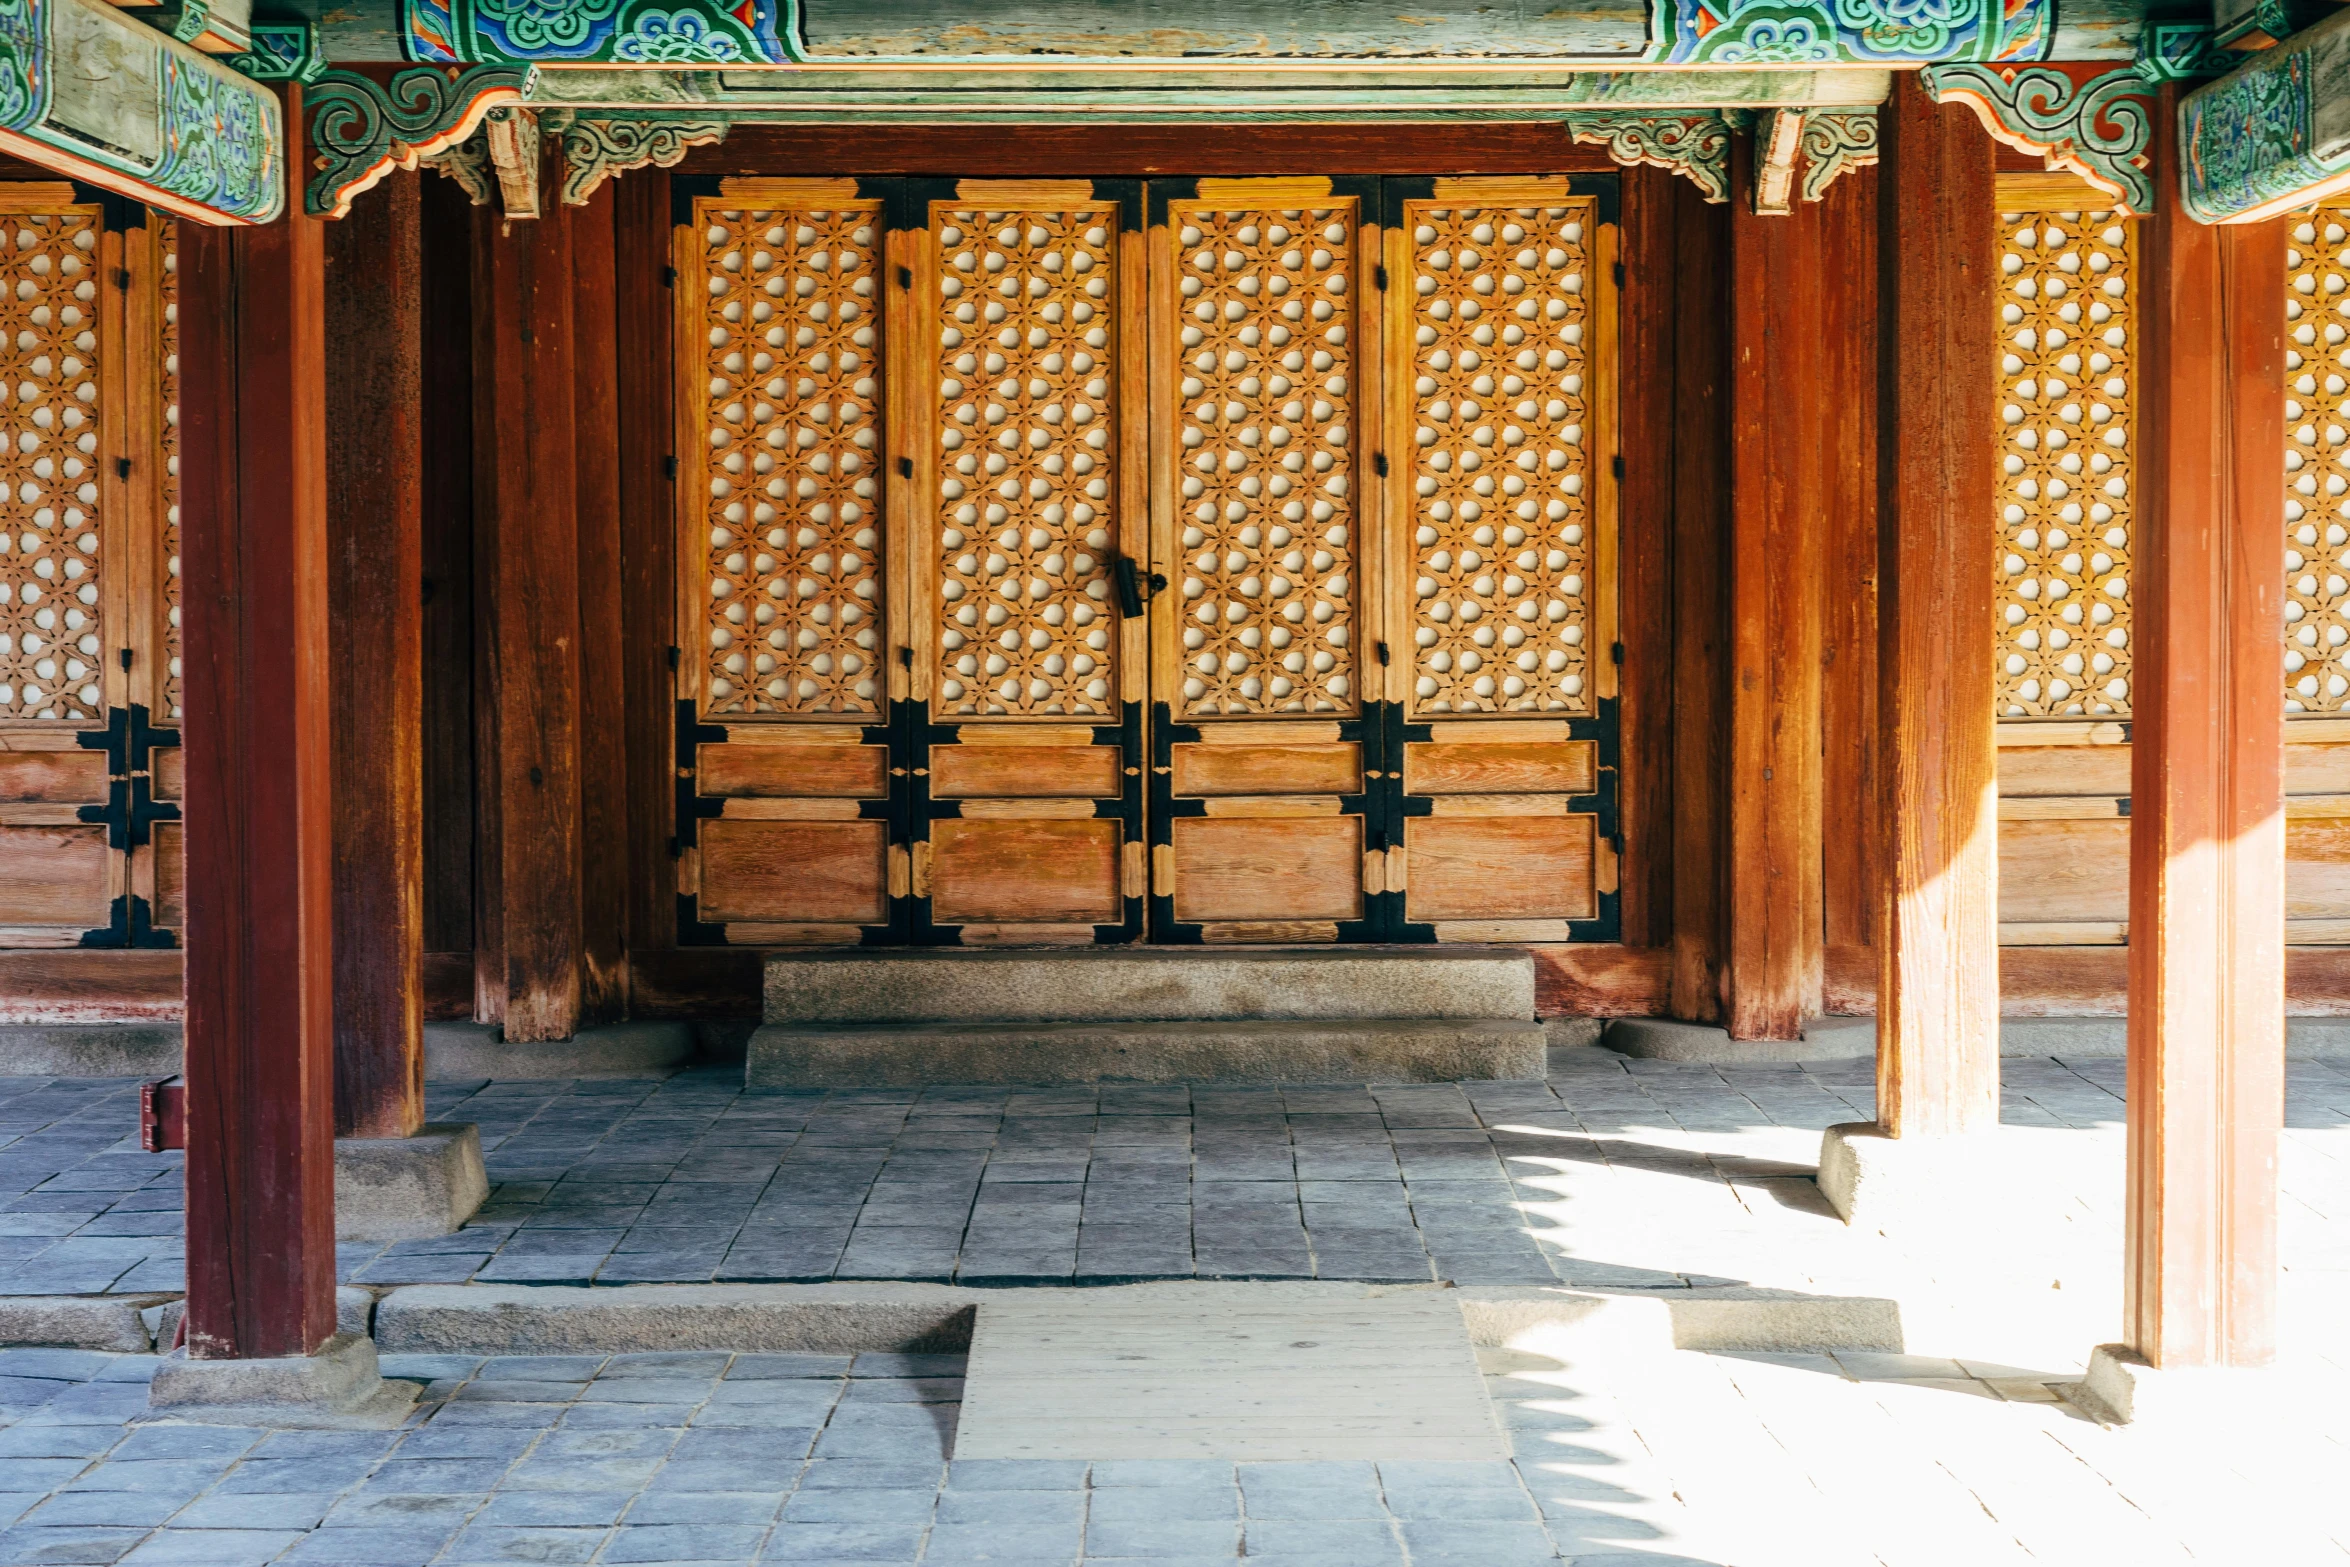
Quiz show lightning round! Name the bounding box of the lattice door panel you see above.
[1147,179,1381,942]
[674,182,908,944]
[1382,179,1620,943]
[905,181,1147,945]
[0,190,178,950]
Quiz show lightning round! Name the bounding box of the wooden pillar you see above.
[572,186,628,1021]
[471,153,585,1043]
[1725,141,1828,1039]
[1873,78,2002,1137]
[1822,166,1881,970]
[420,173,479,960]
[179,120,338,1358]
[1658,174,1734,1023]
[616,173,679,960]
[2128,89,2287,1368]
[325,173,426,1140]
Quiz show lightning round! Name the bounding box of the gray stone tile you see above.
[1084,1517,1242,1557]
[439,1524,611,1564]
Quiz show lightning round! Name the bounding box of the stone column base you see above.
[2073,1343,2289,1426]
[1817,1122,1979,1225]
[147,1332,418,1428]
[336,1123,489,1242]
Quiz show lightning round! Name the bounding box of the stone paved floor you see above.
[0,1340,2342,1565]
[5,1053,2350,1371]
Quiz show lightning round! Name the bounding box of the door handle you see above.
[1111,555,1167,618]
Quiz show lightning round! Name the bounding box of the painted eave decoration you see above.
[0,0,283,224]
[2181,5,2350,224]
[395,0,2053,67]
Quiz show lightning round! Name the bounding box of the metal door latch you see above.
[1112,556,1168,617]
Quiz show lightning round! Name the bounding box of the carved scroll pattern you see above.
[1995,202,2134,719]
[1406,200,1593,717]
[0,212,105,723]
[1170,202,1357,716]
[2285,211,2350,714]
[696,200,885,718]
[934,204,1119,718]
[161,222,182,722]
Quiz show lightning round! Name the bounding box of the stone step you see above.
[745,1017,1545,1086]
[762,948,1536,1026]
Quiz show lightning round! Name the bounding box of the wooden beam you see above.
[1665,173,1733,1024]
[471,140,585,1044]
[177,147,337,1358]
[324,170,427,1142]
[1725,136,1827,1040]
[2127,88,2288,1368]
[1874,77,2001,1138]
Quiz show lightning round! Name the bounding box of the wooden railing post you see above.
[1873,75,2002,1139]
[178,136,338,1360]
[2120,86,2287,1373]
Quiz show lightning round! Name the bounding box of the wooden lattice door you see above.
[673,173,1619,947]
[0,188,181,952]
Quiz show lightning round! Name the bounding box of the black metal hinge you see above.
[1373,453,1388,478]
[1611,642,1624,666]
[1613,261,1625,290]
[1374,264,1388,292]
[114,268,130,292]
[898,266,914,291]
[114,457,131,480]
[1376,641,1391,667]
[1611,454,1625,481]
[898,456,914,479]
[119,648,132,672]
[661,265,677,289]
[667,645,681,670]
[662,455,678,480]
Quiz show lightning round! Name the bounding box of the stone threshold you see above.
[2,1279,1903,1357]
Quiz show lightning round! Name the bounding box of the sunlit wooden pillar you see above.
[1725,138,1828,1040]
[470,149,585,1044]
[2127,88,2287,1368]
[178,137,339,1358]
[1874,76,2002,1137]
[325,173,426,1140]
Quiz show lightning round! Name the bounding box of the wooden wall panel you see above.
[1616,165,1677,953]
[1822,163,1879,953]
[1407,816,1597,923]
[932,746,1122,800]
[0,750,107,801]
[0,825,110,927]
[700,819,888,924]
[700,743,888,798]
[1170,743,1360,798]
[933,819,1123,925]
[1999,818,2131,925]
[1169,817,1358,924]
[152,822,184,930]
[1403,741,1595,797]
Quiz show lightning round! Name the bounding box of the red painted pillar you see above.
[2127,88,2288,1368]
[177,98,338,1360]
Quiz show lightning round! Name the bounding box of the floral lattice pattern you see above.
[1169,201,1357,716]
[161,221,181,722]
[2286,210,2350,714]
[1405,200,1594,717]
[1995,203,2134,719]
[933,203,1119,718]
[695,199,885,718]
[0,212,104,722]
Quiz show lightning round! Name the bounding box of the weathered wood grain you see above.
[1725,134,1825,1040]
[0,750,107,803]
[178,180,339,1359]
[933,745,1123,799]
[700,743,889,798]
[572,184,629,1024]
[1403,741,1595,797]
[1616,167,1676,951]
[933,819,1124,925]
[616,172,679,961]
[1170,816,1360,924]
[419,170,478,961]
[1874,80,2000,1136]
[1822,164,1880,955]
[698,819,889,925]
[1170,743,1361,797]
[1407,816,1596,923]
[0,825,110,926]
[324,169,425,1142]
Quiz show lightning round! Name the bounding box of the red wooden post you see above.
[325,173,427,1140]
[471,150,585,1043]
[1874,78,2002,1137]
[178,110,338,1359]
[572,185,629,1021]
[2127,89,2287,1368]
[1725,140,1828,1040]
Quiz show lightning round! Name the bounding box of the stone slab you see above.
[335,1124,489,1242]
[1457,1285,1905,1354]
[1604,1016,1873,1063]
[373,1282,984,1354]
[146,1332,417,1428]
[748,1018,1547,1086]
[0,1293,170,1351]
[424,1019,696,1080]
[955,1281,1507,1461]
[151,1287,372,1354]
[0,1023,181,1077]
[763,948,1538,1025]
[2073,1342,2298,1426]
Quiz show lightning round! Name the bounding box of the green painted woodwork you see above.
[2180,7,2350,224]
[0,0,282,224]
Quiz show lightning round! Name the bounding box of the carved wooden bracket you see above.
[1921,63,2157,216]
[303,65,534,219]
[543,113,731,207]
[1564,109,1876,211]
[2178,7,2350,225]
